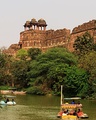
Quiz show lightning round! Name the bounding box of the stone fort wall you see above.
[4,19,96,55]
[19,28,70,51]
[69,19,96,51]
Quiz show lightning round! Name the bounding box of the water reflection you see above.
[0,94,96,120]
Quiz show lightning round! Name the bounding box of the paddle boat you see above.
[57,85,88,120]
[57,104,79,120]
[0,95,16,105]
[57,103,88,119]
[0,100,16,105]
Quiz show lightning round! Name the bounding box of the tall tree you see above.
[79,51,96,96]
[27,47,88,96]
[0,53,14,86]
[0,53,6,85]
[73,32,94,55]
[10,60,29,89]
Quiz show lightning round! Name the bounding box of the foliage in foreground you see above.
[27,47,89,96]
[0,45,96,98]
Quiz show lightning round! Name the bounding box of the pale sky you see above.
[0,0,96,48]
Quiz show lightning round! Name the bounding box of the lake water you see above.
[0,94,96,120]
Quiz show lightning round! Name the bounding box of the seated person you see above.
[77,101,82,107]
[71,100,75,104]
[5,98,9,103]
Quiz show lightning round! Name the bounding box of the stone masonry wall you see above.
[19,28,70,51]
[68,20,96,51]
[20,29,46,49]
[4,19,96,55]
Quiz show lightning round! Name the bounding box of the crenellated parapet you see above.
[69,20,96,51]
[46,29,70,39]
[44,29,70,50]
[72,20,96,34]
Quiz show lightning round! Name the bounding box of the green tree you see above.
[79,51,96,97]
[11,60,29,89]
[27,48,41,60]
[64,66,89,97]
[16,49,28,60]
[0,53,14,86]
[0,53,6,85]
[0,53,6,68]
[73,32,94,55]
[27,47,88,96]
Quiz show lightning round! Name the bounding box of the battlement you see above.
[18,19,96,52]
[72,20,96,34]
[46,29,70,39]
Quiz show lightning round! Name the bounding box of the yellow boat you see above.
[57,104,79,120]
[57,85,88,120]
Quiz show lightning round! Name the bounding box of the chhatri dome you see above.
[23,18,47,30]
[30,18,38,25]
[38,18,47,26]
[24,20,31,28]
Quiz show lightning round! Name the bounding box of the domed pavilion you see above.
[24,18,47,31]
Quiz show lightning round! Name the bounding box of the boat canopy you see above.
[2,95,16,98]
[64,97,81,100]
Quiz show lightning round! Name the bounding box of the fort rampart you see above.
[4,19,96,55]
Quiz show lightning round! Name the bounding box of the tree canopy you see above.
[16,49,28,60]
[0,46,94,98]
[73,32,94,55]
[27,48,41,60]
[27,47,89,96]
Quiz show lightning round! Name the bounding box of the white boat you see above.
[0,100,16,105]
[0,95,16,105]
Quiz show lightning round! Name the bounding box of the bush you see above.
[26,86,45,95]
[0,86,9,90]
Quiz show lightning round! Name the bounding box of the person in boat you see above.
[5,98,9,103]
[65,101,69,104]
[71,100,75,104]
[73,110,77,116]
[63,109,69,115]
[12,99,14,102]
[77,101,82,107]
